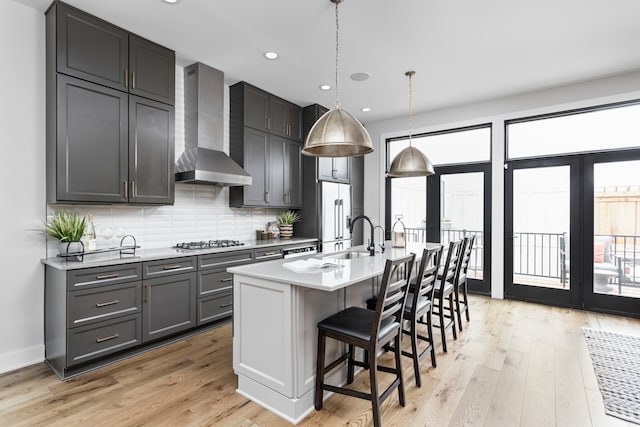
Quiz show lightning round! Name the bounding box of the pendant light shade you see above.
[387,146,434,177]
[301,0,373,158]
[387,70,434,177]
[303,108,373,157]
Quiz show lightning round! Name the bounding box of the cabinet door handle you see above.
[96,333,119,343]
[162,264,183,270]
[124,180,128,198]
[132,71,136,89]
[219,303,232,308]
[265,191,270,203]
[220,277,233,283]
[130,181,136,198]
[96,273,119,280]
[263,251,278,256]
[95,299,120,308]
[144,285,149,303]
[124,69,128,88]
[267,117,270,130]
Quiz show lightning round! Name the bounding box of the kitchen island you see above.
[229,242,439,424]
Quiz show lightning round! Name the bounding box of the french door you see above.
[426,163,492,295]
[505,152,640,316]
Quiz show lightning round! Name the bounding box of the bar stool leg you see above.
[394,333,406,407]
[455,287,464,331]
[314,331,326,410]
[449,293,458,340]
[347,344,355,384]
[409,317,421,387]
[369,346,382,427]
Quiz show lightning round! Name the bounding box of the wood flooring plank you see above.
[1,296,639,427]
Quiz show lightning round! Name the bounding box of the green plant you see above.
[276,210,301,225]
[44,210,87,242]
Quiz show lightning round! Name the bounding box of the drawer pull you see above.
[96,333,119,343]
[95,299,120,308]
[263,252,278,256]
[219,303,232,308]
[162,265,183,270]
[220,277,233,283]
[96,273,119,280]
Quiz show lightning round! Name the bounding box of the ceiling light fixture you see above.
[350,72,370,82]
[387,71,434,177]
[361,107,371,112]
[264,51,279,60]
[302,0,373,158]
[319,84,331,91]
[162,0,178,3]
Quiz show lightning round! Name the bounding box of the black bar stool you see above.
[366,246,443,387]
[454,235,475,330]
[314,253,416,427]
[433,239,462,352]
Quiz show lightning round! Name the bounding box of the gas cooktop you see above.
[174,240,245,250]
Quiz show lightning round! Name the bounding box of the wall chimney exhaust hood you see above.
[175,63,252,186]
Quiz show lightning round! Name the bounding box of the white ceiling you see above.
[24,0,640,123]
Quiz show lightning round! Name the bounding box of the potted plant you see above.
[44,210,87,256]
[276,211,300,239]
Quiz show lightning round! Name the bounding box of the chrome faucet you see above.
[349,215,375,256]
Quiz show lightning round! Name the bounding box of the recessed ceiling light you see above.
[162,0,178,4]
[319,84,331,91]
[350,72,370,82]
[361,107,371,112]
[264,51,279,60]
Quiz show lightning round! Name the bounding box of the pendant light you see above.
[302,0,373,157]
[387,71,434,177]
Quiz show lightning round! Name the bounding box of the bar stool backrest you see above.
[371,253,416,343]
[441,240,463,287]
[413,246,444,305]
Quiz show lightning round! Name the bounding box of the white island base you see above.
[230,244,431,424]
[231,271,377,423]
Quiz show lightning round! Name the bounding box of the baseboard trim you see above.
[0,344,44,375]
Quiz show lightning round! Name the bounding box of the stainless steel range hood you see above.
[175,63,252,186]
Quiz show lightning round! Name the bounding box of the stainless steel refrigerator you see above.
[320,181,352,253]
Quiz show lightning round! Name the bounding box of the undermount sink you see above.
[325,251,371,260]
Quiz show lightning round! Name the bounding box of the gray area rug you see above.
[583,328,640,424]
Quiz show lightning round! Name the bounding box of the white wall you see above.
[0,1,47,372]
[363,71,640,299]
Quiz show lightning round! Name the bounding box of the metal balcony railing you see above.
[402,228,640,286]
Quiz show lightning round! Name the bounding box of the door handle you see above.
[124,69,128,88]
[132,71,136,89]
[124,180,128,198]
[334,201,339,240]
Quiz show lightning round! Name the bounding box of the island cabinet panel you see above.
[233,276,294,397]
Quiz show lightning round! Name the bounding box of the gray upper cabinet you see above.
[129,96,175,204]
[54,2,128,92]
[46,1,175,205]
[129,35,175,105]
[55,75,129,203]
[229,82,303,208]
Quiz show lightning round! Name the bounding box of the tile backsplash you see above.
[46,65,277,254]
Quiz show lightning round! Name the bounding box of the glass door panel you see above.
[440,172,484,280]
[390,176,427,243]
[512,166,571,290]
[593,160,640,298]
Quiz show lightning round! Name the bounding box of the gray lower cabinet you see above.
[45,263,143,378]
[197,250,253,325]
[142,257,197,342]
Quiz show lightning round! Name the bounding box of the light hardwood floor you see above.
[1,296,639,427]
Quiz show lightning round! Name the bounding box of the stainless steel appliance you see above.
[283,243,318,258]
[320,182,352,253]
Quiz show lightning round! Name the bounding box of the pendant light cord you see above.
[335,0,340,109]
[407,71,415,146]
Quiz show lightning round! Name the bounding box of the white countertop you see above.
[228,241,441,292]
[41,237,318,270]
